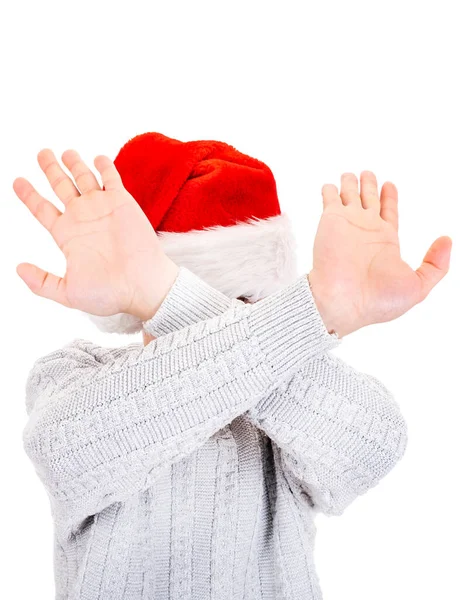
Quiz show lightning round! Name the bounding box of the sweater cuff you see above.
[142,267,232,337]
[248,273,342,378]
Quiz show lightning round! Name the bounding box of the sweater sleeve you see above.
[247,354,408,515]
[22,268,339,539]
[142,268,408,516]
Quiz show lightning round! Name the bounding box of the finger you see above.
[414,236,452,302]
[94,155,124,192]
[360,171,380,210]
[340,173,360,206]
[61,149,102,195]
[13,177,61,233]
[380,181,399,232]
[37,149,80,207]
[16,263,71,307]
[321,183,340,209]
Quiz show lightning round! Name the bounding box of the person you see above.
[15,132,452,600]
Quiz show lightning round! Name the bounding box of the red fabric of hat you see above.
[112,131,281,233]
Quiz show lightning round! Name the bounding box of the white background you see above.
[1,1,459,598]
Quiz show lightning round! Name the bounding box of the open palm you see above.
[308,172,452,337]
[13,149,177,320]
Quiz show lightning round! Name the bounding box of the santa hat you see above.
[87,132,298,334]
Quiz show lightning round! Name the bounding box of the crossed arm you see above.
[16,149,447,540]
[23,270,340,540]
[23,268,407,542]
[143,267,408,516]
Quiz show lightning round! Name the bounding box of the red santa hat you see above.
[88,131,298,334]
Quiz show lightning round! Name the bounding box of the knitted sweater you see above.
[23,268,408,600]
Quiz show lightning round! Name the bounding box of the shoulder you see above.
[33,337,142,364]
[25,338,142,415]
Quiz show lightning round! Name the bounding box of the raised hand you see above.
[13,149,179,321]
[308,171,452,338]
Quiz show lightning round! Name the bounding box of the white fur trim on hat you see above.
[86,213,298,334]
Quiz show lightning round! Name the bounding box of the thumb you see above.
[16,263,71,307]
[414,236,452,302]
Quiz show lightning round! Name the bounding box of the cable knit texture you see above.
[23,268,408,600]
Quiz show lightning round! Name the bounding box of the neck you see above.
[142,331,155,346]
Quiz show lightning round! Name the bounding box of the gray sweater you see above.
[23,268,408,600]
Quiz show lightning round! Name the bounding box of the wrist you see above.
[248,272,341,378]
[142,267,233,338]
[128,258,180,323]
[307,270,356,338]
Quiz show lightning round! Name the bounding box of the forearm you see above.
[143,268,407,514]
[23,268,339,537]
[247,353,408,515]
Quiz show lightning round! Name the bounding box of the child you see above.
[15,132,452,599]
